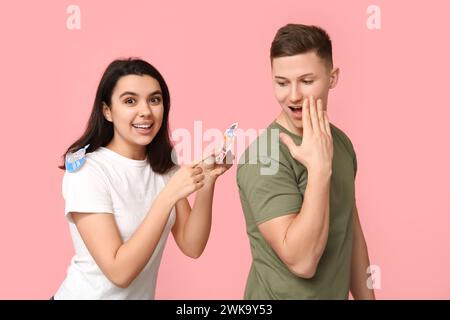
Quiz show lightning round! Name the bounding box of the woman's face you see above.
[103,74,164,158]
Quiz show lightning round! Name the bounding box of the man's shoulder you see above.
[330,123,355,152]
[236,127,304,190]
[237,123,293,173]
[330,122,350,140]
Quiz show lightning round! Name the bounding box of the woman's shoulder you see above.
[63,149,110,184]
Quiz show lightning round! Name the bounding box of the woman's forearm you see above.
[111,191,175,287]
[181,180,216,257]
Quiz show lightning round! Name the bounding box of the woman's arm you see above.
[171,182,215,258]
[171,152,233,258]
[71,164,204,289]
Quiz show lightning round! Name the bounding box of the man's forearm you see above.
[284,171,331,271]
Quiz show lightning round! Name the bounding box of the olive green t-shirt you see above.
[236,121,357,299]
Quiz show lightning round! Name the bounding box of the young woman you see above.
[54,58,232,299]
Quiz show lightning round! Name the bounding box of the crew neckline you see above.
[98,147,149,167]
[271,120,303,140]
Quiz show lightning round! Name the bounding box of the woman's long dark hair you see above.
[59,58,175,174]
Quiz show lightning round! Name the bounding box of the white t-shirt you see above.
[55,147,177,300]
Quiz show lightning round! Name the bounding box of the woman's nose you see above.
[138,101,153,117]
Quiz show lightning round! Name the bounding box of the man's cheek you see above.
[275,94,286,104]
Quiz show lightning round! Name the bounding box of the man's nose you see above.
[289,85,303,103]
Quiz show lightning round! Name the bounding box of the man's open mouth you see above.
[288,106,302,112]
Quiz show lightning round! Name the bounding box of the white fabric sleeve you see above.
[62,160,113,222]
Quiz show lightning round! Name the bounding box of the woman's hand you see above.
[164,164,205,203]
[198,150,234,186]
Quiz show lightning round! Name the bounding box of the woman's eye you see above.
[302,80,314,85]
[149,96,162,105]
[124,98,136,104]
[277,82,287,87]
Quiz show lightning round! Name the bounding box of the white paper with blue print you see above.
[216,122,238,163]
[65,144,90,173]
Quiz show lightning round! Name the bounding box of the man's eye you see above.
[124,98,136,104]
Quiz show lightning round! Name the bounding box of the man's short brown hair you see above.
[270,24,333,69]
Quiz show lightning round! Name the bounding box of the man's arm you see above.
[350,203,375,299]
[258,97,333,278]
[258,170,331,278]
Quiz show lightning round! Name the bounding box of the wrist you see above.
[203,177,217,189]
[307,168,332,181]
[158,188,177,208]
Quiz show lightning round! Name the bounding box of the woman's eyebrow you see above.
[119,91,138,98]
[148,90,162,96]
[119,90,162,98]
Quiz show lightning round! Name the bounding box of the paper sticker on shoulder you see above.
[65,144,90,173]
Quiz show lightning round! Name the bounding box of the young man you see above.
[236,24,375,299]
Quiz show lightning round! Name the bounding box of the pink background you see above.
[0,0,449,299]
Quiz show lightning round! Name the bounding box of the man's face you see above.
[272,51,339,135]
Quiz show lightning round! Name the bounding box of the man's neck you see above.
[275,111,303,137]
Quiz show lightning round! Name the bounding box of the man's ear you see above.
[102,102,113,122]
[329,67,340,89]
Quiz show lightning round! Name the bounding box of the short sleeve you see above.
[331,124,357,179]
[62,159,113,222]
[345,136,357,179]
[237,158,303,225]
[344,133,357,178]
